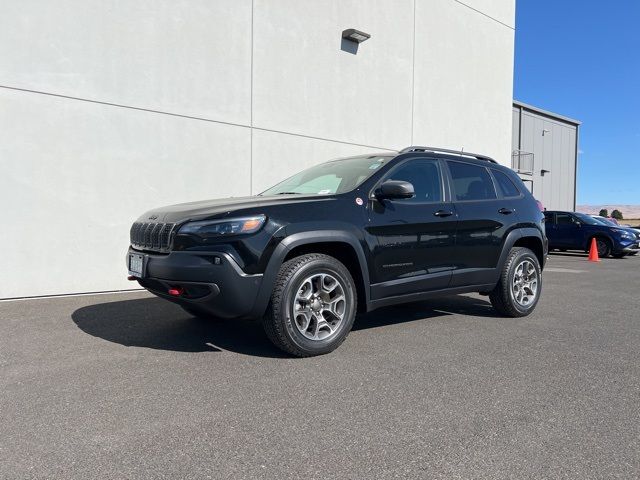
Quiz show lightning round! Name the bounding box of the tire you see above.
[593,237,611,258]
[489,247,542,318]
[612,253,626,259]
[262,253,357,357]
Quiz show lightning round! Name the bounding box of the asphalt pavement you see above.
[1,253,639,479]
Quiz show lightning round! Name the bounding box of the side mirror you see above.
[375,180,415,200]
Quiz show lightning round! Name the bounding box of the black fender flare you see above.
[249,230,370,318]
[492,227,545,283]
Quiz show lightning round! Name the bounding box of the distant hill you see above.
[577,205,640,219]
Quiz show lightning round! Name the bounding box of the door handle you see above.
[434,210,454,217]
[498,208,515,215]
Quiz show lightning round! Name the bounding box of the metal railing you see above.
[511,150,534,175]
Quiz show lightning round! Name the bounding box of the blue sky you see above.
[514,0,640,205]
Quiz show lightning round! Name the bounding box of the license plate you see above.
[128,253,144,277]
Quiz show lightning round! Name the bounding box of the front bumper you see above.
[614,238,640,254]
[126,248,263,319]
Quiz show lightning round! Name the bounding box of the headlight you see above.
[179,215,266,237]
[611,228,633,239]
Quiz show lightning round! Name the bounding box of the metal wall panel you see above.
[513,106,578,211]
[512,107,520,150]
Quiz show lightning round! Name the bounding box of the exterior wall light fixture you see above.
[342,29,370,43]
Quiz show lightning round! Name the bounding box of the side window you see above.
[492,170,521,198]
[386,159,442,203]
[543,212,554,224]
[448,161,497,201]
[556,213,574,225]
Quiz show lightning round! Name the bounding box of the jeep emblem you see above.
[148,215,158,220]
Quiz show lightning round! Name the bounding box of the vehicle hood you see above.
[137,194,336,223]
[584,224,636,237]
[584,224,616,232]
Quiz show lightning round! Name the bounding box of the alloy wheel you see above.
[292,272,346,341]
[596,239,609,257]
[511,259,538,308]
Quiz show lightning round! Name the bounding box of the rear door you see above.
[366,157,458,298]
[543,211,559,246]
[446,160,519,287]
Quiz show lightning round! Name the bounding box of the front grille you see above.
[130,222,176,252]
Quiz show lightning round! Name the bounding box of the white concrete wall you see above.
[413,0,515,161]
[0,0,515,298]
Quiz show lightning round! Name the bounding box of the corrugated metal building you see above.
[511,101,580,211]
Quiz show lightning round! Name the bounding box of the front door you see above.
[366,158,457,299]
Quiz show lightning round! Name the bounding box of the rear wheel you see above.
[263,253,357,357]
[489,247,541,318]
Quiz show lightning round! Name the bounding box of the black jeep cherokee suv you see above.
[127,146,547,357]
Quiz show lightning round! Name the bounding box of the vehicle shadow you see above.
[71,297,285,357]
[71,294,496,358]
[353,295,496,331]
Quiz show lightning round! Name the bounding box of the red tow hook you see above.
[168,287,184,297]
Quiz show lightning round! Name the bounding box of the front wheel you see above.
[489,247,542,317]
[594,237,611,258]
[263,253,357,357]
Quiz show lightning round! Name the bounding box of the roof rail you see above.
[398,146,497,164]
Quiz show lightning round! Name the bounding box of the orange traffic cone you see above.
[588,237,600,262]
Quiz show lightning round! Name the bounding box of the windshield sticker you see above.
[369,164,381,169]
[318,189,332,194]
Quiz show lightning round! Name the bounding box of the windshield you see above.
[260,155,393,196]
[574,213,603,226]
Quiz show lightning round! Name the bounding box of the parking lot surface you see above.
[1,253,639,479]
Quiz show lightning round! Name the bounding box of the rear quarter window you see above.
[492,170,521,198]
